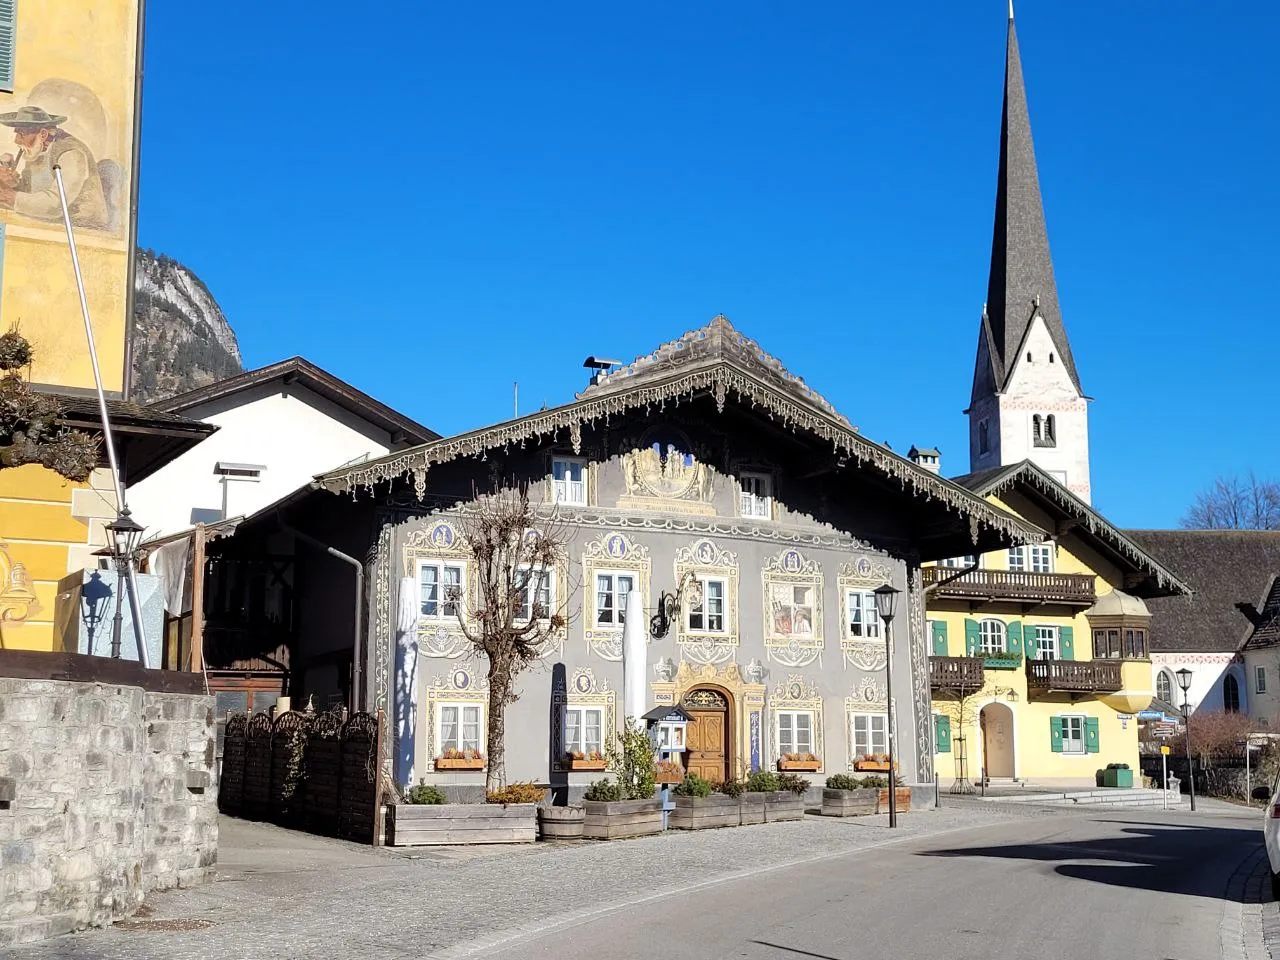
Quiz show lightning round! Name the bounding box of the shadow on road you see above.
[917,822,1262,903]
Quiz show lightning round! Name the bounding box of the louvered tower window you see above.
[0,1,14,93]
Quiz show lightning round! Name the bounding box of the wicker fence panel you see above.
[242,712,275,820]
[269,711,314,827]
[337,712,379,843]
[217,713,248,816]
[303,709,345,836]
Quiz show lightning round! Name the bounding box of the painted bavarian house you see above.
[206,317,1042,793]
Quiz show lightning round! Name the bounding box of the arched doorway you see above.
[1224,674,1241,713]
[979,703,1015,780]
[682,686,732,782]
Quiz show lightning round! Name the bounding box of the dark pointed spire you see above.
[974,12,1082,401]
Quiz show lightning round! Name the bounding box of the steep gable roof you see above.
[1128,529,1280,653]
[973,14,1082,404]
[317,315,1046,559]
[150,357,438,446]
[952,460,1189,597]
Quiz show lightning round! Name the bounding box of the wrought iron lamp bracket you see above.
[649,571,702,640]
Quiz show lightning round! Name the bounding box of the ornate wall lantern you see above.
[649,571,702,640]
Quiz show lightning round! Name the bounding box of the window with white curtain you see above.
[687,577,727,633]
[439,703,483,753]
[565,706,604,755]
[850,713,888,757]
[419,561,464,619]
[595,571,635,626]
[846,590,881,639]
[777,710,815,756]
[552,458,587,505]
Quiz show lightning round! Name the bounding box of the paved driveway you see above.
[0,800,1267,959]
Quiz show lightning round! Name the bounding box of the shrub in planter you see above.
[674,773,714,798]
[406,782,447,805]
[825,774,861,791]
[605,718,657,800]
[821,774,881,817]
[583,778,622,802]
[777,772,810,796]
[715,778,746,798]
[486,781,546,804]
[746,770,780,793]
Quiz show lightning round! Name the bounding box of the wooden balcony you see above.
[923,566,1096,606]
[929,656,985,695]
[1026,659,1122,695]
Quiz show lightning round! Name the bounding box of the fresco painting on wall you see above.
[0,79,124,234]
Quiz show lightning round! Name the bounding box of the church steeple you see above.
[967,11,1092,502]
[973,10,1082,403]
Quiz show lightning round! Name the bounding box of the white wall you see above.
[1150,652,1243,716]
[969,317,1091,502]
[130,383,401,537]
[1242,648,1280,728]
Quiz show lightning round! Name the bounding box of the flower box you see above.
[582,798,663,840]
[876,787,912,814]
[387,803,536,846]
[778,759,821,772]
[764,790,805,822]
[983,655,1021,670]
[669,793,741,830]
[853,760,891,773]
[435,757,485,771]
[537,805,585,839]
[567,758,608,772]
[821,787,879,817]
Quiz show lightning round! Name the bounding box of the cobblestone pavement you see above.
[1,801,1078,960]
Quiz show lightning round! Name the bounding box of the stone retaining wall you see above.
[0,667,218,947]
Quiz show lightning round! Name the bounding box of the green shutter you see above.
[1025,626,1039,661]
[931,620,948,656]
[1085,717,1100,753]
[964,618,980,657]
[0,0,13,92]
[1005,621,1023,657]
[1060,625,1075,661]
[934,714,952,753]
[1049,717,1064,753]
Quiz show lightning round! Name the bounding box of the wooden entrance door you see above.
[683,688,730,782]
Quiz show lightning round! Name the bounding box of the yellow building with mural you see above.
[0,1,211,651]
[923,461,1189,788]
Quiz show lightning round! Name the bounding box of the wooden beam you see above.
[190,523,206,674]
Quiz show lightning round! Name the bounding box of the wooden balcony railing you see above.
[923,566,1097,606]
[929,656,986,694]
[1026,659,1123,694]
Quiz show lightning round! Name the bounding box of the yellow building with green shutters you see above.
[0,1,211,651]
[924,461,1189,788]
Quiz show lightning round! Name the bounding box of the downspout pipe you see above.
[277,511,364,713]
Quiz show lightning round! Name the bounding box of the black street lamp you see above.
[1175,667,1196,812]
[104,508,144,659]
[874,583,901,828]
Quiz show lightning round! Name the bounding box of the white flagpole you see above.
[53,164,149,666]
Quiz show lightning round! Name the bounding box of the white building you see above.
[130,358,437,538]
[1128,530,1280,717]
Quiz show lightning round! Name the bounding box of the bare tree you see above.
[451,488,569,792]
[1181,474,1280,530]
[0,329,99,480]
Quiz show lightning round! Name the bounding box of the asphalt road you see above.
[473,806,1263,960]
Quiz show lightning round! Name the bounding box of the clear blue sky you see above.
[137,2,1279,529]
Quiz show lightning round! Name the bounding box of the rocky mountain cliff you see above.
[130,249,243,403]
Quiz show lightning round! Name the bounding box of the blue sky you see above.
[137,2,1279,529]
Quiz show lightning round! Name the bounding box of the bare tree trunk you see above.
[486,658,511,794]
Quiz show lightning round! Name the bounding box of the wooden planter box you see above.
[669,793,741,831]
[821,787,879,817]
[655,769,685,785]
[877,787,912,814]
[435,757,485,771]
[537,805,585,839]
[567,758,608,772]
[739,791,767,825]
[853,760,891,772]
[764,791,805,822]
[778,759,821,772]
[582,798,663,839]
[387,803,536,846]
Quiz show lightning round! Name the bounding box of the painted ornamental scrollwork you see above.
[403,520,474,660]
[768,674,825,769]
[761,548,824,668]
[673,537,739,666]
[907,563,933,783]
[422,661,489,772]
[844,675,890,773]
[618,428,716,517]
[0,544,36,623]
[551,668,617,773]
[838,555,894,671]
[582,531,651,662]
